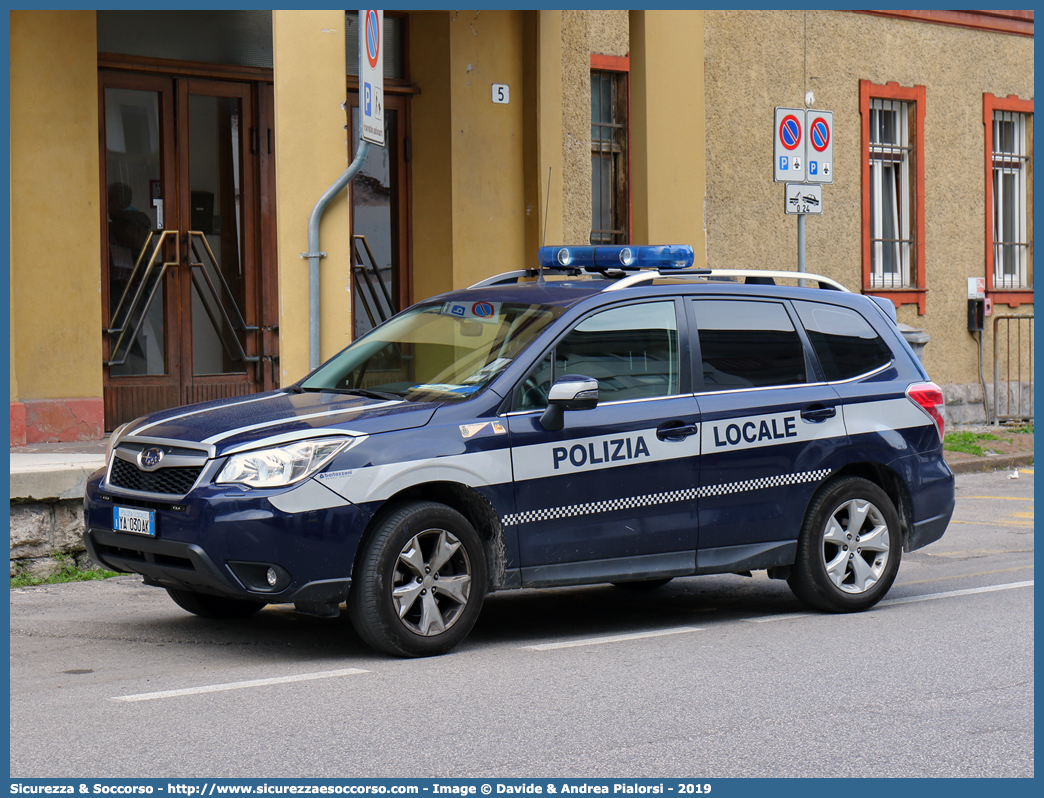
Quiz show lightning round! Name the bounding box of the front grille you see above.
[109,457,203,495]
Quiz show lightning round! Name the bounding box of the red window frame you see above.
[860,80,927,315]
[590,54,631,244]
[984,92,1034,308]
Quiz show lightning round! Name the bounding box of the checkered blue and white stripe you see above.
[501,468,832,526]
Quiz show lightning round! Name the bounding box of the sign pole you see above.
[797,213,806,287]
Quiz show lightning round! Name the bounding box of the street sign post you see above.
[360,9,385,146]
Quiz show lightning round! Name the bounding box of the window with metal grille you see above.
[869,99,913,288]
[860,81,926,314]
[988,104,1033,291]
[591,68,628,245]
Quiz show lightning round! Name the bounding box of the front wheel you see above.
[166,588,266,619]
[788,477,901,612]
[348,501,487,657]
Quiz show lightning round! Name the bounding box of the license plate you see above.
[113,506,156,537]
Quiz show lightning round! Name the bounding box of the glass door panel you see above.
[187,92,250,376]
[105,87,166,376]
[351,106,399,338]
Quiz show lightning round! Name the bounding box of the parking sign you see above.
[774,108,805,182]
[805,110,833,184]
[359,9,384,146]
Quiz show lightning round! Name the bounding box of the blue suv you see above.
[83,245,955,656]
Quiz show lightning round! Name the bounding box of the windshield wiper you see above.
[300,386,402,401]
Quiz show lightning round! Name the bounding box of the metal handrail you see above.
[351,234,396,330]
[992,313,1033,424]
[187,231,260,364]
[105,230,179,366]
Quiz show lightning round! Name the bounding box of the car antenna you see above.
[537,167,551,286]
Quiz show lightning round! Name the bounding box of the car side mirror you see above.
[539,375,599,431]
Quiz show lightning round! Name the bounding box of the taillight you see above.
[907,381,945,442]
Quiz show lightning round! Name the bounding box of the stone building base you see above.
[942,381,1034,427]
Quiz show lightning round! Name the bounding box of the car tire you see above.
[348,501,487,657]
[788,476,901,613]
[166,588,266,619]
[611,578,673,591]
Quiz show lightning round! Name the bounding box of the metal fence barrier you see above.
[992,313,1033,425]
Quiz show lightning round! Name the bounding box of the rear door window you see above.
[693,299,806,389]
[793,301,893,381]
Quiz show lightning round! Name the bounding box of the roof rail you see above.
[467,267,851,293]
[604,269,850,292]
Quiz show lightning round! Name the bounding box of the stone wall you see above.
[943,381,1035,427]
[10,498,92,578]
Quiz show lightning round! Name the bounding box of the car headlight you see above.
[216,437,354,488]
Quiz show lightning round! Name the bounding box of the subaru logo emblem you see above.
[138,447,164,471]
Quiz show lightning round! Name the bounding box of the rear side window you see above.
[794,301,893,381]
[693,299,806,389]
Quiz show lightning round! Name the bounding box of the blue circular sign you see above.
[810,117,830,152]
[779,114,801,150]
[365,10,380,69]
[472,302,494,318]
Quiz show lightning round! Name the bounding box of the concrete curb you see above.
[945,453,1035,475]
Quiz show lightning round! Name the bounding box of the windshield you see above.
[300,300,565,403]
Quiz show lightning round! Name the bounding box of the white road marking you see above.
[522,626,703,651]
[111,668,369,702]
[744,612,811,623]
[879,580,1033,607]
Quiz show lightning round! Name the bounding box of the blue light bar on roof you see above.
[538,245,694,272]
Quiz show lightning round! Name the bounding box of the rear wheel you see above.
[166,588,266,619]
[788,477,901,612]
[348,501,487,657]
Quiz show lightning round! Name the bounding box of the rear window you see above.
[693,299,806,389]
[794,301,893,381]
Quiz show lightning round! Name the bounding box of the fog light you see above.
[266,567,279,587]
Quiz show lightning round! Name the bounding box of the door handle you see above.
[657,421,699,441]
[800,405,837,422]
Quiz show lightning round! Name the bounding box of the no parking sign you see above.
[773,108,833,184]
[359,9,385,146]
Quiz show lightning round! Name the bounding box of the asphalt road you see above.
[9,469,1034,779]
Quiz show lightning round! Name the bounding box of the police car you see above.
[83,245,955,657]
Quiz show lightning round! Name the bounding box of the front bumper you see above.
[84,469,372,616]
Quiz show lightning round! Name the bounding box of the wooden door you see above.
[101,71,276,430]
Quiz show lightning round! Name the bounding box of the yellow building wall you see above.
[630,10,707,263]
[409,12,455,303]
[272,10,354,384]
[10,11,102,401]
[449,11,527,288]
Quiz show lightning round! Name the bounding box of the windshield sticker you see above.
[411,383,483,397]
[460,421,508,439]
[461,357,512,385]
[441,301,502,324]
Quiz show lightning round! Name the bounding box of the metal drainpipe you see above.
[302,139,371,372]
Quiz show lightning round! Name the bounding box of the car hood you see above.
[120,390,438,456]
